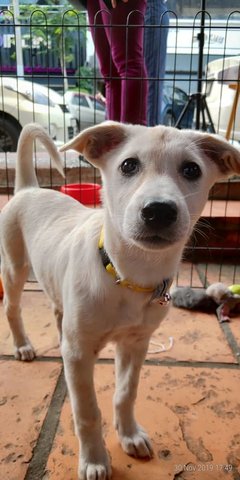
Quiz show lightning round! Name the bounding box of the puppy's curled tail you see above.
[14,123,64,194]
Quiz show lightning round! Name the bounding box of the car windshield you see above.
[32,89,53,106]
[92,99,105,112]
[164,86,188,103]
[2,79,56,107]
[71,93,105,111]
[72,94,89,107]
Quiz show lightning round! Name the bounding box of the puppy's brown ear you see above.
[195,133,240,177]
[59,121,127,164]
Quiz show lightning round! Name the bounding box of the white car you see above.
[64,90,106,131]
[205,56,240,141]
[0,77,77,152]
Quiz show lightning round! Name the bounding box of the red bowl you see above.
[60,183,101,205]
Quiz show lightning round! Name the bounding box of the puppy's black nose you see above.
[141,201,178,229]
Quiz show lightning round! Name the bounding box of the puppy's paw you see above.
[15,343,36,361]
[119,426,153,459]
[80,462,112,480]
[79,451,112,480]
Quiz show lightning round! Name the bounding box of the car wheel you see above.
[163,112,176,127]
[0,117,22,152]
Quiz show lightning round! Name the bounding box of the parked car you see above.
[162,86,194,128]
[205,56,240,141]
[65,87,193,131]
[0,77,77,152]
[64,90,106,131]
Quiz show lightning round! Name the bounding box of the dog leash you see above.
[98,228,172,305]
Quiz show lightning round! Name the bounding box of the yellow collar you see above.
[98,228,172,304]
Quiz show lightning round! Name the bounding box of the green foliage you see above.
[17,2,87,74]
[75,65,95,93]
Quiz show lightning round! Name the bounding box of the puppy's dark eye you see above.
[180,161,202,180]
[120,158,140,176]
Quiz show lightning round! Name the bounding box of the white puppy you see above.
[1,122,239,480]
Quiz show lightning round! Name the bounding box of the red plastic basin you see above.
[60,183,101,205]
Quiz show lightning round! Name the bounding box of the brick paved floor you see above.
[0,263,240,480]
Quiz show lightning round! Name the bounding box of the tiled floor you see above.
[0,263,240,480]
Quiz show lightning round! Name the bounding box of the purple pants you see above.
[87,0,147,125]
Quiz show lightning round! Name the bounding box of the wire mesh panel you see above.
[0,4,239,287]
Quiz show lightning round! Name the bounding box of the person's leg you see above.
[100,0,147,125]
[87,2,121,121]
[144,0,169,125]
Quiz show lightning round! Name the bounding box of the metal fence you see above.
[0,7,239,286]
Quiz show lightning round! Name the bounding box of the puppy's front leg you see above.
[114,337,153,459]
[61,338,111,480]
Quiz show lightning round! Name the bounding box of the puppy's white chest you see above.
[108,292,168,333]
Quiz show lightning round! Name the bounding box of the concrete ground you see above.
[0,262,240,480]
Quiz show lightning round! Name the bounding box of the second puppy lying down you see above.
[172,283,240,322]
[1,121,240,480]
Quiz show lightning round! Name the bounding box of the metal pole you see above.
[196,0,206,129]
[12,0,24,78]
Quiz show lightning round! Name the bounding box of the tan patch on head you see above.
[60,122,127,162]
[191,133,240,176]
[83,125,127,160]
